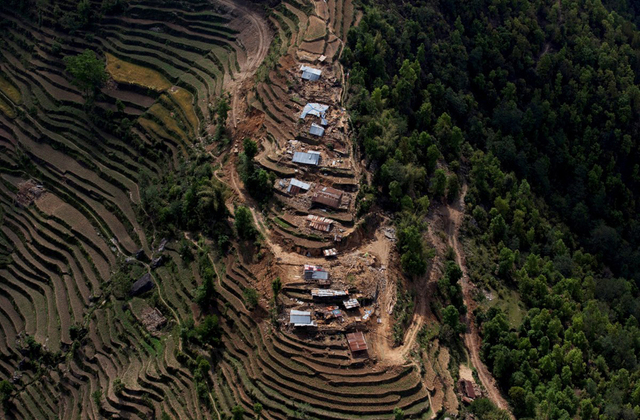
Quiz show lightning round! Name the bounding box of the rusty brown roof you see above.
[312,188,342,209]
[460,379,476,399]
[346,332,368,352]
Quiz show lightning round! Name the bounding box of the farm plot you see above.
[0,0,255,417]
[304,15,328,41]
[105,52,172,91]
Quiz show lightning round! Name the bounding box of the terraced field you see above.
[206,252,430,419]
[0,0,433,418]
[0,0,260,418]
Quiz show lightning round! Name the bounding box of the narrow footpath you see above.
[446,185,515,418]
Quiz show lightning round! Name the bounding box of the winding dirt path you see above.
[446,184,514,418]
[371,219,441,366]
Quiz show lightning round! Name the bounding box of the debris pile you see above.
[15,180,45,206]
[140,307,167,335]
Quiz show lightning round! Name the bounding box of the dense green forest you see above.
[343,0,640,418]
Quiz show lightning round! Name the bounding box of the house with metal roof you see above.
[346,332,368,354]
[292,151,321,166]
[312,186,343,209]
[309,123,325,137]
[300,103,329,125]
[300,65,322,81]
[303,264,329,281]
[130,273,154,296]
[287,178,311,194]
[343,299,360,309]
[323,248,338,257]
[307,214,334,232]
[311,289,349,299]
[459,379,477,402]
[290,310,316,327]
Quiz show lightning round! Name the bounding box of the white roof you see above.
[290,310,315,326]
[343,299,360,309]
[323,248,338,257]
[311,289,348,297]
[291,310,311,316]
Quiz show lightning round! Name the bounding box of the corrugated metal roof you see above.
[323,248,338,257]
[300,65,322,76]
[300,65,322,81]
[307,214,334,232]
[300,103,329,120]
[312,187,343,209]
[312,289,348,297]
[460,380,477,399]
[309,123,325,137]
[291,310,310,316]
[309,221,332,232]
[343,299,360,309]
[312,193,340,208]
[307,215,333,223]
[287,178,310,193]
[311,271,329,280]
[320,186,342,197]
[304,265,329,280]
[292,152,320,165]
[130,273,154,296]
[290,310,314,326]
[346,332,368,352]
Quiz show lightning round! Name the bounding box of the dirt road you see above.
[446,184,514,418]
[371,222,440,366]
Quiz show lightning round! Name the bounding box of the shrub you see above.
[243,288,259,310]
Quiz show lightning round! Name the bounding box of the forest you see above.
[342,0,640,418]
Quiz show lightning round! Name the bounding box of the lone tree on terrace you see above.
[64,49,107,96]
[235,206,256,240]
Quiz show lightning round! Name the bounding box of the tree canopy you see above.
[63,49,107,94]
[343,0,640,417]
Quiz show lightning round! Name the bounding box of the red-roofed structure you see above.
[346,332,368,353]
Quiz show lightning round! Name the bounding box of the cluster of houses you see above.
[268,64,353,257]
[287,264,369,357]
[277,65,369,357]
[285,65,350,208]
